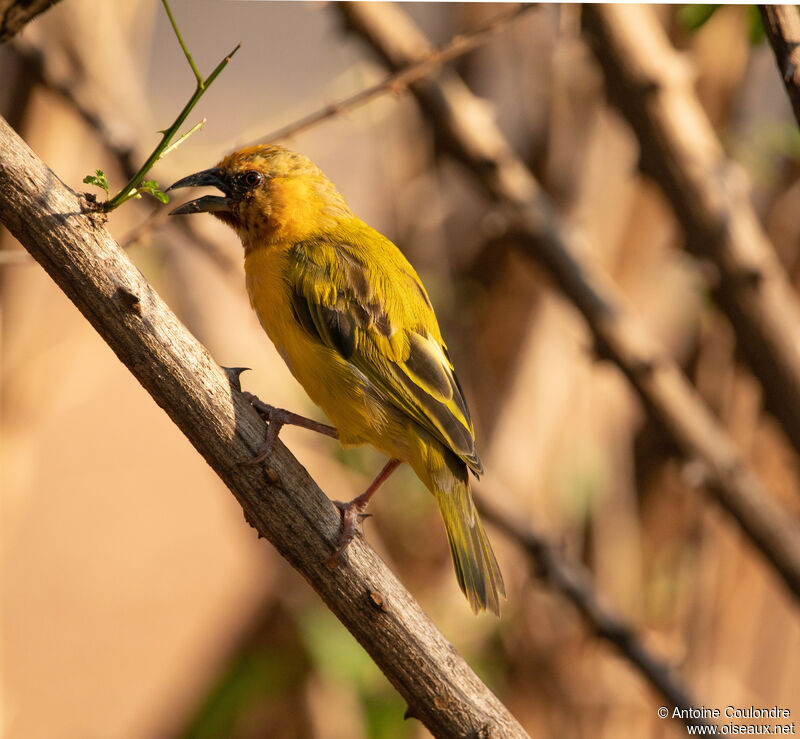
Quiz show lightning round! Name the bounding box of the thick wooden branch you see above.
[0,115,528,739]
[760,5,800,128]
[0,0,61,42]
[337,2,800,602]
[583,4,800,458]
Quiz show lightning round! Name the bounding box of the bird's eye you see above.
[243,170,262,187]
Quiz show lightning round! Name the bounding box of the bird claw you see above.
[240,391,339,467]
[241,440,274,467]
[326,498,371,567]
[325,459,400,567]
[240,392,289,466]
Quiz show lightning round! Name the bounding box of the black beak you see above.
[167,167,232,215]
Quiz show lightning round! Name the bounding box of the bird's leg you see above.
[327,458,402,566]
[242,391,338,465]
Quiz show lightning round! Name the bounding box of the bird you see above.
[168,145,505,615]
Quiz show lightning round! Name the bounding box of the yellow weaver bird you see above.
[169,146,505,614]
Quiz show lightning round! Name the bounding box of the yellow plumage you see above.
[169,145,505,614]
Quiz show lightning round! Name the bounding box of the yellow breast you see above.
[244,246,392,450]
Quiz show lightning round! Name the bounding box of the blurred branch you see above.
[118,205,240,280]
[759,5,800,128]
[336,2,800,600]
[259,4,535,145]
[582,4,800,458]
[475,492,712,731]
[0,114,527,739]
[11,37,139,177]
[0,0,60,43]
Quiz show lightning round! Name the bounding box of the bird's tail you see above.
[434,462,505,616]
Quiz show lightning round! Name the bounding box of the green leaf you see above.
[82,169,110,196]
[747,5,765,45]
[678,5,765,45]
[138,179,170,204]
[677,4,721,32]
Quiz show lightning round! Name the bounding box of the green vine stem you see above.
[101,0,239,211]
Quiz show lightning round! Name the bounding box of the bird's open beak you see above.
[167,167,232,215]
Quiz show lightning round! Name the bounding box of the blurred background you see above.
[2,2,800,737]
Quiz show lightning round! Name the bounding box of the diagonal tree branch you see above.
[336,2,800,602]
[0,114,527,739]
[0,0,61,43]
[759,5,800,128]
[582,4,800,458]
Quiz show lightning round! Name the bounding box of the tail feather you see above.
[436,470,505,615]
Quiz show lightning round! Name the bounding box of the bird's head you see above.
[168,145,351,251]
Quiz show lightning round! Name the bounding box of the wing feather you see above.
[289,235,482,475]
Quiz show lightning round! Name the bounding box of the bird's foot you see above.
[325,497,373,566]
[241,391,338,466]
[325,459,401,567]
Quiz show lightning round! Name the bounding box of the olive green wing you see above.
[288,237,482,475]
